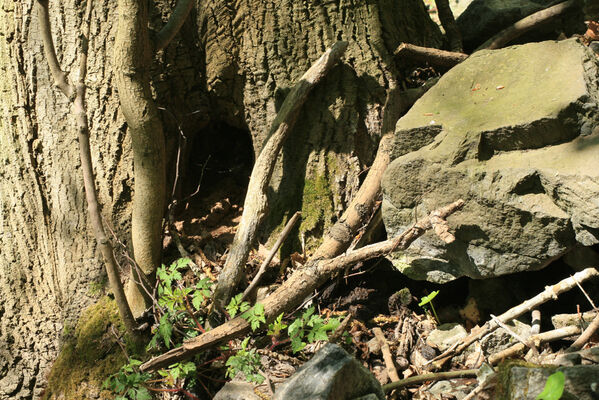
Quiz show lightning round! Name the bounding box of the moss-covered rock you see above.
[41,297,130,400]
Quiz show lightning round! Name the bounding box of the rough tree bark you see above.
[0,0,442,397]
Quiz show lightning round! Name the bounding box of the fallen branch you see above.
[489,325,581,364]
[567,312,599,352]
[478,0,577,50]
[373,327,400,382]
[241,211,301,302]
[382,369,478,392]
[394,43,468,68]
[140,200,465,371]
[211,41,349,318]
[430,267,599,367]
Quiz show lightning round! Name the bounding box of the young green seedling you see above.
[419,290,440,323]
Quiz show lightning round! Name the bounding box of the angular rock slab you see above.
[273,343,385,400]
[506,365,599,400]
[382,39,599,283]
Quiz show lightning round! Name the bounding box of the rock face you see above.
[381,39,599,283]
[506,365,599,400]
[273,343,385,400]
[456,0,581,51]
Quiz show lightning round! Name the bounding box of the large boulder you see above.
[456,0,583,51]
[381,39,599,283]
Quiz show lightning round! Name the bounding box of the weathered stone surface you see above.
[456,0,581,51]
[427,323,467,351]
[273,343,385,400]
[213,382,261,400]
[382,39,599,283]
[505,365,599,400]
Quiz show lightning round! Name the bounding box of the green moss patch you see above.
[42,297,129,400]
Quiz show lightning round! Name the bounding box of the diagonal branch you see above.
[140,199,464,371]
[210,41,349,320]
[36,0,75,98]
[155,0,195,52]
[477,0,576,51]
[37,0,139,336]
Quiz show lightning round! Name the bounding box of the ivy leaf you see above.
[536,371,565,400]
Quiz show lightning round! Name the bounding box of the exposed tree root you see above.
[210,41,349,319]
[140,200,465,371]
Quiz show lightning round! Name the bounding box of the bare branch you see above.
[35,0,75,98]
[382,369,479,392]
[431,267,599,367]
[567,312,599,352]
[434,0,463,52]
[241,211,301,302]
[210,41,349,319]
[155,0,195,52]
[373,327,400,383]
[478,0,577,51]
[394,42,468,68]
[140,199,464,371]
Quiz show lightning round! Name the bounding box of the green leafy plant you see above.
[225,337,265,384]
[288,306,341,353]
[419,290,440,323]
[102,359,152,400]
[267,313,288,337]
[157,361,197,387]
[226,293,251,318]
[536,371,565,400]
[241,303,266,331]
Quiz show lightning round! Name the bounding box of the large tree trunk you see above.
[0,0,441,398]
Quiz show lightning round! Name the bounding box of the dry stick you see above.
[241,211,301,302]
[489,325,581,364]
[373,327,400,382]
[394,43,468,68]
[489,314,539,358]
[572,273,597,309]
[155,0,195,52]
[211,41,349,318]
[36,0,139,336]
[434,0,463,52]
[382,369,479,392]
[140,199,465,371]
[531,309,541,335]
[477,0,577,50]
[430,267,599,367]
[567,312,599,352]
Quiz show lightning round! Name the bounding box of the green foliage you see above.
[226,293,251,318]
[267,313,287,337]
[419,290,440,323]
[241,303,266,331]
[288,306,341,353]
[157,361,196,386]
[225,338,265,384]
[536,371,565,400]
[102,359,152,400]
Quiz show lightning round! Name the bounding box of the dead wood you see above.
[430,267,599,368]
[489,325,581,364]
[478,0,577,51]
[373,327,400,382]
[210,41,349,318]
[567,312,599,352]
[394,43,468,68]
[36,0,139,336]
[382,368,478,392]
[140,199,465,371]
[241,211,301,302]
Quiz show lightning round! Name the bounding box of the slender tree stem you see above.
[155,0,195,52]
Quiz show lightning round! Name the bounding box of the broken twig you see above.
[394,42,468,68]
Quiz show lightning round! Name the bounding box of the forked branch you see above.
[36,0,139,336]
[140,199,464,371]
[210,41,349,319]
